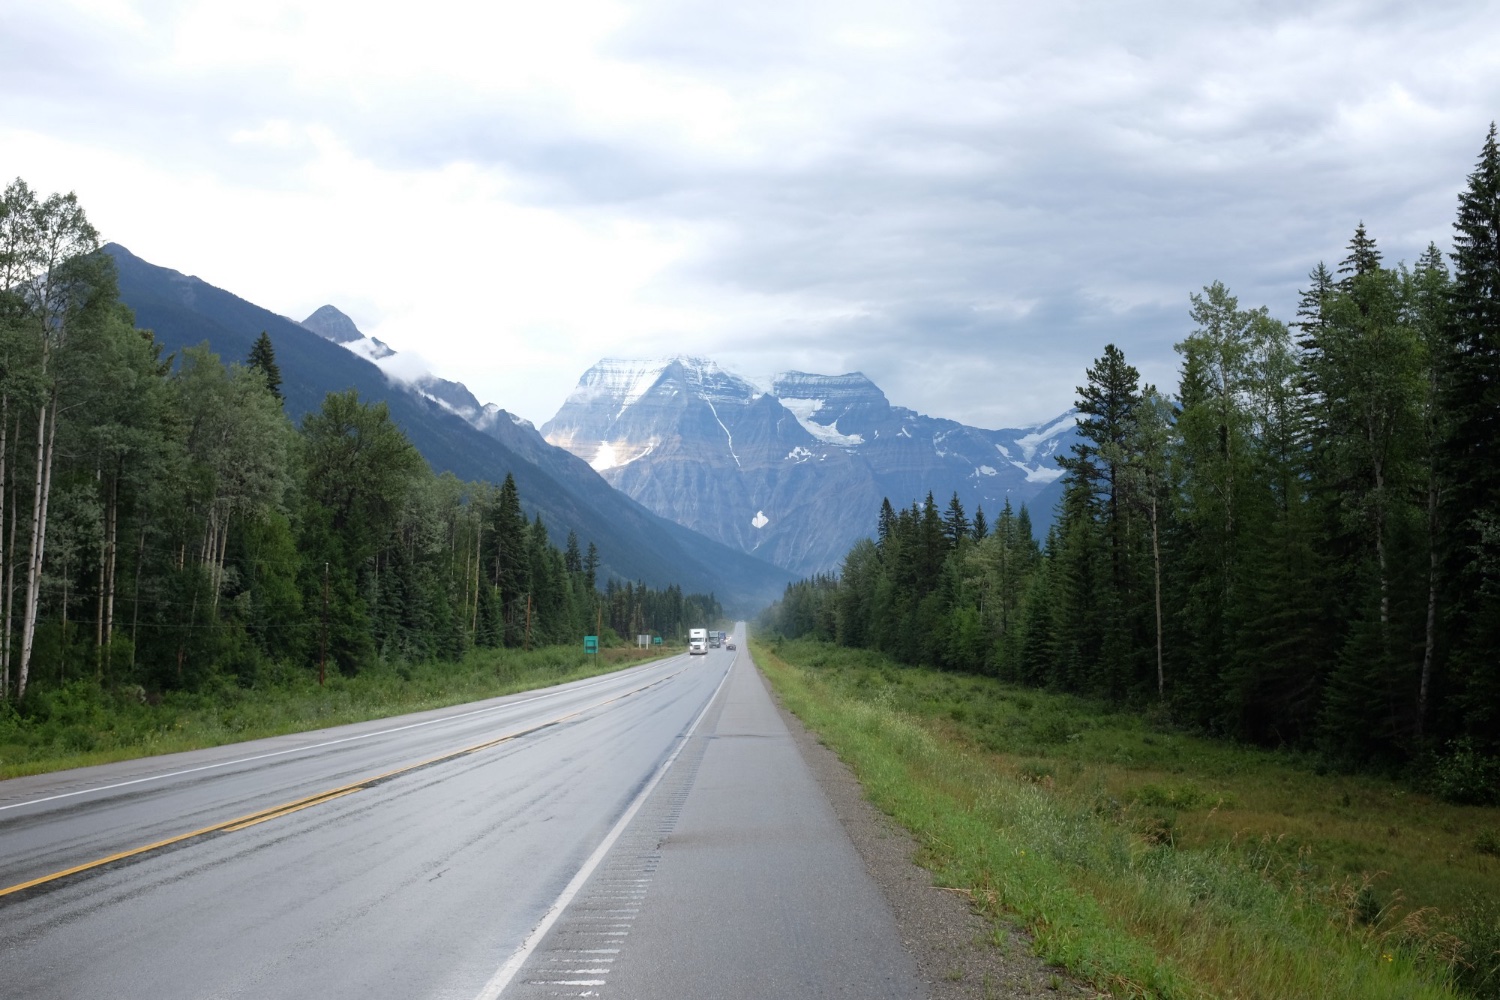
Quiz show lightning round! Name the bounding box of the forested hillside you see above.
[762,125,1500,799]
[103,244,790,612]
[0,178,719,709]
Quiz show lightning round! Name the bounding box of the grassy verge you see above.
[0,645,662,780]
[756,638,1500,1000]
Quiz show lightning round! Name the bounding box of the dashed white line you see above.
[475,660,733,1000]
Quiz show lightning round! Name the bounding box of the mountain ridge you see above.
[103,245,791,612]
[542,356,1075,577]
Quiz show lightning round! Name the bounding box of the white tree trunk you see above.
[18,394,59,701]
[1151,493,1164,701]
[0,396,9,699]
[3,422,19,699]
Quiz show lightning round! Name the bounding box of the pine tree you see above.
[247,331,282,401]
[1339,222,1383,282]
[584,541,599,593]
[877,497,897,550]
[942,492,969,549]
[1409,243,1452,737]
[1441,122,1500,746]
[564,530,582,574]
[1056,344,1143,694]
[1058,344,1142,583]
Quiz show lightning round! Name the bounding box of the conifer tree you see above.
[877,497,897,549]
[247,331,282,401]
[1441,122,1500,744]
[564,530,582,574]
[584,541,599,593]
[1409,243,1452,736]
[942,492,969,549]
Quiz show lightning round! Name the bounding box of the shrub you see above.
[1454,892,1500,1000]
[1432,738,1500,806]
[1475,829,1500,858]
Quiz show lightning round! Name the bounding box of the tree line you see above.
[760,125,1500,793]
[0,177,719,706]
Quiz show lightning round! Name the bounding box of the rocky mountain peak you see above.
[543,355,1077,576]
[771,370,891,430]
[300,305,394,360]
[301,305,364,344]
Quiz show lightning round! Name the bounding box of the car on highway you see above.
[726,641,736,650]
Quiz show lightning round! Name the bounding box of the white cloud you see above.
[5,0,1500,428]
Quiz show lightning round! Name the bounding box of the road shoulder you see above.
[761,660,1098,1000]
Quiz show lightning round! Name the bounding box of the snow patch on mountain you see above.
[589,439,655,472]
[975,465,998,477]
[1011,460,1065,483]
[591,441,620,472]
[752,511,769,529]
[705,399,741,468]
[566,357,756,419]
[1030,466,1065,483]
[1013,413,1078,463]
[779,398,865,447]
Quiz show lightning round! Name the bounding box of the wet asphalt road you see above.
[0,632,923,999]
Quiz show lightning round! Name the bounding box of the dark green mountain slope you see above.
[104,244,789,612]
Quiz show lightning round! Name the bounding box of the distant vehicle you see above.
[709,631,721,648]
[726,641,736,650]
[689,627,708,655]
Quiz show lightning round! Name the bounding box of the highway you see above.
[0,629,924,999]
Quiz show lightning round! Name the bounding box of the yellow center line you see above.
[0,662,691,899]
[223,788,364,832]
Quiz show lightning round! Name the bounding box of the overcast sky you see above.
[5,0,1498,429]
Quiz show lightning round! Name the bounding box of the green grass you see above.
[0,645,661,780]
[756,638,1500,1000]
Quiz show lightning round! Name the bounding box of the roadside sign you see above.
[653,636,662,645]
[584,635,598,654]
[637,634,650,648]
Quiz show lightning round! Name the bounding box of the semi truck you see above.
[689,628,708,655]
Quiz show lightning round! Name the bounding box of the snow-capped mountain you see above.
[106,249,791,610]
[542,357,1076,577]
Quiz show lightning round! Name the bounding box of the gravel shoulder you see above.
[763,664,1102,1000]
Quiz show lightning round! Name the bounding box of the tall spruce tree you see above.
[1441,122,1500,745]
[247,331,282,401]
[1409,244,1452,737]
[1057,344,1142,694]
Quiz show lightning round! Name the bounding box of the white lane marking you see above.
[0,657,688,814]
[475,659,733,1000]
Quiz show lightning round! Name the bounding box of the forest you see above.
[761,125,1500,800]
[0,177,720,711]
